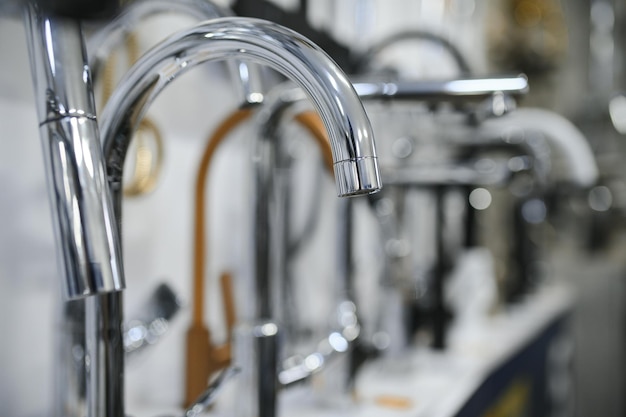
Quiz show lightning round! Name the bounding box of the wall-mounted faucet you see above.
[97,16,380,417]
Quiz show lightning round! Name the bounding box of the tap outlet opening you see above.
[334,157,382,197]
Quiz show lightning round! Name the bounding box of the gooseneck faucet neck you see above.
[101,17,381,200]
[96,16,380,417]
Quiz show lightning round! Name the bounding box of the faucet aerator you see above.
[334,157,382,197]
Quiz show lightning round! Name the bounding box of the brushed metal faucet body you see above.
[96,16,380,417]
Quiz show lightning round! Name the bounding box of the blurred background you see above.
[1,0,626,416]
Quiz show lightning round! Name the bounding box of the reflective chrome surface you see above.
[96,16,381,417]
[25,7,127,416]
[100,17,381,199]
[183,366,239,417]
[85,293,124,417]
[252,86,361,392]
[24,3,124,299]
[352,75,529,103]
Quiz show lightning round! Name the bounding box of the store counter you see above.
[279,283,574,417]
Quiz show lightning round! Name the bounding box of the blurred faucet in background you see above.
[46,1,266,413]
[87,0,265,107]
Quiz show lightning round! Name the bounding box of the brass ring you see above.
[123,117,164,197]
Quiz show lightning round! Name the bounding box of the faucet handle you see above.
[184,272,237,407]
[124,283,181,356]
[278,300,360,386]
[182,366,240,417]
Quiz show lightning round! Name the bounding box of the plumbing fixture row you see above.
[10,1,602,416]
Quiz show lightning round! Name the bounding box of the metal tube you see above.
[98,17,381,417]
[24,5,125,417]
[24,2,125,300]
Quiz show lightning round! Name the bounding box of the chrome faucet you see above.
[51,1,264,414]
[97,16,380,417]
[248,86,362,405]
[250,75,532,356]
[100,19,380,200]
[24,2,124,301]
[23,4,126,417]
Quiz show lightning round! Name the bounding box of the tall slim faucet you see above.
[52,1,264,414]
[23,4,126,417]
[24,1,124,300]
[98,17,380,417]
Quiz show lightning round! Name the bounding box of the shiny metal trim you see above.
[352,75,529,102]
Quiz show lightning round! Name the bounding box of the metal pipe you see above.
[101,18,381,199]
[99,17,381,417]
[87,0,230,70]
[479,107,599,187]
[24,2,125,300]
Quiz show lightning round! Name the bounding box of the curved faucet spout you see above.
[94,17,380,417]
[100,17,381,200]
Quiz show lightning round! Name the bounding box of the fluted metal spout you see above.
[101,17,381,200]
[24,3,124,299]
